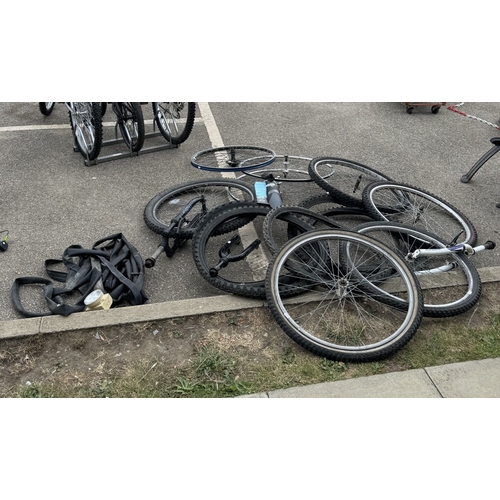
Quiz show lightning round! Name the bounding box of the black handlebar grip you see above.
[484,241,496,250]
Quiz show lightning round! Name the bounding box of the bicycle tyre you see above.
[144,179,256,239]
[353,221,482,317]
[308,157,391,208]
[362,181,478,246]
[266,229,424,362]
[191,146,276,172]
[152,102,196,145]
[68,102,103,162]
[192,201,310,299]
[39,102,55,116]
[116,102,145,152]
[236,155,332,182]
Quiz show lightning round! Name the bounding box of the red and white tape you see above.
[447,103,500,130]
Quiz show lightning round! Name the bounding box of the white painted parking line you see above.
[0,118,204,133]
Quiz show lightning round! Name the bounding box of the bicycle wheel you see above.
[362,181,478,246]
[144,179,256,239]
[298,193,376,228]
[152,102,196,145]
[115,102,145,152]
[192,201,310,299]
[353,221,482,317]
[236,155,333,182]
[191,146,276,172]
[266,230,423,362]
[39,102,55,116]
[68,102,103,161]
[308,157,391,208]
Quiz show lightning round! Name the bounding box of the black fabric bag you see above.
[11,233,148,318]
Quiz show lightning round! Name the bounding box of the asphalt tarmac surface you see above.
[1,102,499,322]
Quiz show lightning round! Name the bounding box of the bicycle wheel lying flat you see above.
[308,157,391,208]
[192,201,312,299]
[68,102,103,162]
[362,181,477,246]
[152,102,196,145]
[144,179,256,239]
[353,221,482,318]
[266,230,423,362]
[191,146,276,172]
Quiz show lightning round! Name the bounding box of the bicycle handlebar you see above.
[407,240,496,260]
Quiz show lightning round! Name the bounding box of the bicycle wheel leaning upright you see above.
[67,102,103,162]
[362,181,478,246]
[39,102,55,116]
[265,229,424,362]
[152,102,196,145]
[113,102,145,153]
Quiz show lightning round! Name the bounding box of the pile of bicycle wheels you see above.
[144,146,494,363]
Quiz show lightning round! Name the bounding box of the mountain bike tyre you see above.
[144,179,257,239]
[152,102,196,145]
[266,229,424,362]
[192,201,311,299]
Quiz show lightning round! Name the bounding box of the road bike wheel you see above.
[152,102,196,145]
[236,155,333,182]
[352,221,482,317]
[191,146,276,172]
[266,229,423,362]
[308,157,391,208]
[115,102,145,152]
[68,102,103,162]
[39,102,55,116]
[192,201,310,299]
[144,179,256,239]
[362,181,478,246]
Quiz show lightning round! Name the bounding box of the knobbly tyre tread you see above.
[143,178,257,239]
[361,181,478,246]
[191,201,311,299]
[265,229,424,362]
[308,157,391,208]
[152,102,196,145]
[352,221,482,317]
[67,102,103,162]
[117,102,145,152]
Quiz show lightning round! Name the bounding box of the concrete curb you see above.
[1,265,499,341]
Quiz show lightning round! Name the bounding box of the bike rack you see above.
[73,118,179,166]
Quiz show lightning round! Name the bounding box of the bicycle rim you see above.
[362,181,477,246]
[266,230,423,362]
[191,146,276,172]
[353,221,482,317]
